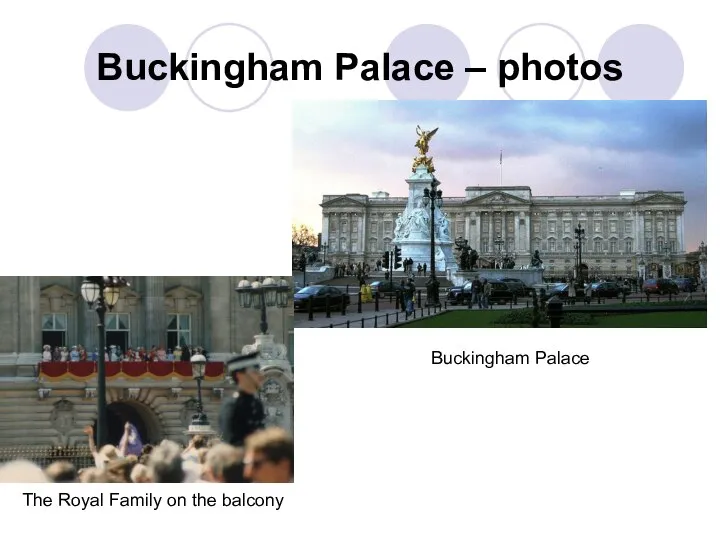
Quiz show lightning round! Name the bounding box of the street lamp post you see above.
[235,277,290,334]
[493,234,505,269]
[574,224,586,288]
[189,350,210,432]
[423,180,443,306]
[80,276,129,447]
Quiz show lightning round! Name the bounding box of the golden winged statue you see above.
[415,125,439,156]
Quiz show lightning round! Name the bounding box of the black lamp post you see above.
[189,350,210,431]
[574,224,586,287]
[423,180,443,306]
[493,234,505,268]
[80,276,129,447]
[235,277,290,334]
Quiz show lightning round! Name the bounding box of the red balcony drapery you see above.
[38,361,226,382]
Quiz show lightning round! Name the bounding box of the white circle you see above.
[186,24,272,112]
[498,24,585,100]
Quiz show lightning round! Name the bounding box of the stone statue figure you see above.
[531,250,543,268]
[435,212,450,241]
[415,125,439,156]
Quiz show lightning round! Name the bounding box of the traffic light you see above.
[382,251,390,269]
[394,246,402,269]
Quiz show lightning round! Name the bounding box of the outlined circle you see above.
[497,22,585,100]
[186,22,273,113]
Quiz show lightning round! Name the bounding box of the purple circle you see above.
[599,25,684,100]
[386,24,470,100]
[84,25,170,111]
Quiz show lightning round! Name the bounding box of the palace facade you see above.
[320,186,689,278]
[0,276,294,447]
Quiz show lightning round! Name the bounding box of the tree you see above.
[292,224,317,247]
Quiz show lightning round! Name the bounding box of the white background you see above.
[0,0,716,539]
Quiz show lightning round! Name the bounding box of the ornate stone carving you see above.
[259,377,289,429]
[213,388,224,400]
[126,388,140,400]
[241,333,288,365]
[50,399,75,435]
[84,388,97,400]
[169,387,182,399]
[38,388,51,400]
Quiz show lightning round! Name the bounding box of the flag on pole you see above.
[500,150,503,165]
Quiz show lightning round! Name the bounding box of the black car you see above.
[642,278,679,295]
[500,278,529,296]
[294,285,350,311]
[369,280,403,298]
[673,277,696,292]
[590,282,621,298]
[446,280,514,305]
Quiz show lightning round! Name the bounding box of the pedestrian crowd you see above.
[0,351,293,483]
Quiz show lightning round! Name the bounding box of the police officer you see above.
[219,351,266,447]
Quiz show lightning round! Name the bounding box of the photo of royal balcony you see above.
[0,276,294,479]
[292,100,706,329]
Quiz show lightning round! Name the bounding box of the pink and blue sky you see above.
[293,100,707,251]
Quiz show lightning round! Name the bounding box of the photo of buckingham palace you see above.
[320,186,690,279]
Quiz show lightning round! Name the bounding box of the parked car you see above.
[446,280,514,305]
[294,285,350,311]
[500,278,530,296]
[590,282,621,298]
[547,283,569,298]
[369,280,403,298]
[642,278,679,295]
[673,277,696,292]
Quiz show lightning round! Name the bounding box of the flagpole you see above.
[500,150,503,187]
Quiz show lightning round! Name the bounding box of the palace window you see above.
[564,222,571,234]
[669,241,676,252]
[383,238,391,251]
[657,221,664,232]
[370,239,377,252]
[42,313,67,349]
[329,240,337,252]
[645,221,652,231]
[508,240,515,251]
[533,223,540,234]
[625,240,633,253]
[609,240,617,253]
[106,313,130,352]
[669,220,676,232]
[495,220,502,232]
[340,238,347,251]
[351,241,358,252]
[594,240,602,252]
[610,222,617,234]
[384,222,392,235]
[645,239,652,252]
[625,221,633,234]
[532,238,541,251]
[508,222,514,233]
[482,240,489,253]
[371,222,378,234]
[352,221,358,233]
[457,223,464,235]
[563,239,571,252]
[594,221,602,233]
[548,239,556,252]
[167,314,191,350]
[548,222,556,234]
[341,221,348,233]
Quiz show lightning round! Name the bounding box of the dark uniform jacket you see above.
[218,391,266,447]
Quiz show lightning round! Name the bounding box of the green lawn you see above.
[398,309,706,328]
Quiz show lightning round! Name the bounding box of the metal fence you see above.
[0,446,95,470]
